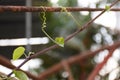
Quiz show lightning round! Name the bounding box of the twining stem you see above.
[41,7,81,47]
[61,7,81,27]
[41,11,64,47]
[41,11,56,44]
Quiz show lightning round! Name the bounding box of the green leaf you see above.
[13,70,29,80]
[12,47,25,60]
[55,37,64,47]
[7,77,19,80]
[105,5,110,11]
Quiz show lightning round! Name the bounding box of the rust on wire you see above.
[0,6,120,12]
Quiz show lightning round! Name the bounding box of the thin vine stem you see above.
[61,7,81,27]
[41,11,57,44]
[40,7,64,47]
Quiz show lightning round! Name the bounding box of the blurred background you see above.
[0,0,120,80]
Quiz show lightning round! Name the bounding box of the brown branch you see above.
[87,49,115,80]
[8,57,31,76]
[7,0,120,77]
[62,60,74,80]
[0,55,15,69]
[0,6,120,12]
[38,41,120,80]
[0,55,39,80]
[1,41,120,80]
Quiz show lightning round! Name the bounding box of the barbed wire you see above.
[0,6,120,12]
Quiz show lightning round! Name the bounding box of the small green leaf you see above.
[13,70,29,80]
[12,47,25,60]
[7,77,19,80]
[55,37,64,47]
[105,5,110,11]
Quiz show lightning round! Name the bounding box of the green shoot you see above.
[40,6,65,47]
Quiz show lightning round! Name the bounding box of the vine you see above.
[40,6,65,47]
[40,6,82,47]
[61,7,81,27]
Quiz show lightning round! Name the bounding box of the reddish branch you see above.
[0,6,120,12]
[0,56,14,69]
[7,0,120,77]
[62,60,74,80]
[38,41,120,80]
[87,49,115,80]
[0,55,39,80]
[1,41,120,79]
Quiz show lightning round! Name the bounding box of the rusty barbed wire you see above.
[0,6,120,12]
